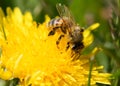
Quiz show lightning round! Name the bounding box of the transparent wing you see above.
[56,3,76,25]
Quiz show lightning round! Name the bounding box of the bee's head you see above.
[69,25,84,43]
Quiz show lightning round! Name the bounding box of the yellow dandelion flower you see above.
[0,7,111,86]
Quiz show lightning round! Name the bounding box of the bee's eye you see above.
[81,29,84,32]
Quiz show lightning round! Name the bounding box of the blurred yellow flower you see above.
[83,23,100,47]
[0,7,111,86]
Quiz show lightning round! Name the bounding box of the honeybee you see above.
[47,3,84,52]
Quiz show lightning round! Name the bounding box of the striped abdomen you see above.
[48,18,64,28]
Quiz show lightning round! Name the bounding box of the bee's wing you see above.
[56,3,76,25]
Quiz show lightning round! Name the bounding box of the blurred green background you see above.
[0,0,120,86]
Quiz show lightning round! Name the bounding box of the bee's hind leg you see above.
[48,27,59,36]
[56,34,64,48]
[48,30,55,36]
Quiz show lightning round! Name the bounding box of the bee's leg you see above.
[56,35,64,48]
[48,27,59,36]
[61,27,67,34]
[66,42,70,51]
[48,30,55,36]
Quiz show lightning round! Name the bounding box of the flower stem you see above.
[87,56,94,86]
